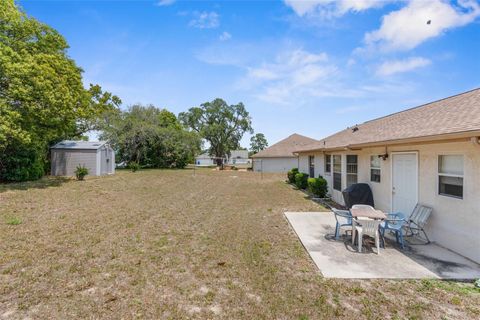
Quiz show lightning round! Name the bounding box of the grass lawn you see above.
[1,169,479,319]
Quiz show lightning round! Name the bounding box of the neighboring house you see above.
[226,150,250,165]
[51,141,115,176]
[251,134,318,173]
[195,153,216,166]
[195,150,251,166]
[295,88,480,263]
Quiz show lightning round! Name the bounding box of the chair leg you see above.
[421,229,431,244]
[380,228,386,248]
[352,227,356,245]
[398,231,404,249]
[358,230,363,253]
[335,223,340,240]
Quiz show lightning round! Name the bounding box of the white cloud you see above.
[376,57,431,76]
[365,0,480,51]
[284,0,389,17]
[219,31,232,41]
[243,49,340,104]
[189,11,220,29]
[157,0,176,6]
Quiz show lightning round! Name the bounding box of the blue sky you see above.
[19,0,480,148]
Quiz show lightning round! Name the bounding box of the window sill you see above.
[438,193,463,200]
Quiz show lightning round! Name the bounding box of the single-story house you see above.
[226,150,250,166]
[295,88,480,263]
[195,153,216,166]
[251,133,318,173]
[195,150,251,166]
[51,140,115,176]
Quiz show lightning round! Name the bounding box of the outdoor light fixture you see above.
[378,153,389,161]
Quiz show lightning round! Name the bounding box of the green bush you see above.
[287,168,299,183]
[295,172,309,189]
[0,143,45,182]
[129,161,140,172]
[308,176,328,198]
[74,165,89,180]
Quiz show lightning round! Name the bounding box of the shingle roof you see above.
[51,140,107,150]
[251,134,318,158]
[298,88,480,152]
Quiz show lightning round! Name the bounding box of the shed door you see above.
[392,153,418,216]
[101,149,109,175]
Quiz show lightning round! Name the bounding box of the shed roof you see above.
[51,140,107,150]
[251,134,318,158]
[297,88,480,152]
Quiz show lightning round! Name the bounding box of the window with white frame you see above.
[325,154,331,174]
[346,155,358,187]
[333,155,342,191]
[438,155,464,199]
[370,155,381,183]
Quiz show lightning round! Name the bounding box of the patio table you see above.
[351,208,387,220]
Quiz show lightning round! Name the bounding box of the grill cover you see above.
[342,183,374,209]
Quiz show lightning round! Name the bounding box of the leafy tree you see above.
[179,98,253,166]
[0,0,120,181]
[250,133,268,155]
[100,105,201,168]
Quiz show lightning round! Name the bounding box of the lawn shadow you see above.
[0,176,71,193]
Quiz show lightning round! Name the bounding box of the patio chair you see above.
[352,218,382,254]
[380,212,407,249]
[332,208,352,240]
[405,204,433,244]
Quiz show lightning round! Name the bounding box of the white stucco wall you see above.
[252,157,299,173]
[298,140,480,263]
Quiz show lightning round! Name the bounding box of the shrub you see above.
[0,143,45,182]
[287,168,299,183]
[129,161,140,172]
[74,165,89,181]
[308,176,328,198]
[295,172,309,189]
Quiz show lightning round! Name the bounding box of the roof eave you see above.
[296,130,480,153]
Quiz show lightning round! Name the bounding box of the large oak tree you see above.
[179,98,253,166]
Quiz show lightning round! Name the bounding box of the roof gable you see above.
[252,134,318,158]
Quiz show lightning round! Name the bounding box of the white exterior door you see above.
[392,153,418,216]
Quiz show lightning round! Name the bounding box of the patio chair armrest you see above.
[333,209,351,219]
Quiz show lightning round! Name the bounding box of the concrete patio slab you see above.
[285,212,480,279]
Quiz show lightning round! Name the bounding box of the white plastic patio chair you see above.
[352,218,382,254]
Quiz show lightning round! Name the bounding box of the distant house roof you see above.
[51,140,108,150]
[251,134,318,158]
[297,88,480,153]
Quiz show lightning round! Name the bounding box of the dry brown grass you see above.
[0,169,479,319]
